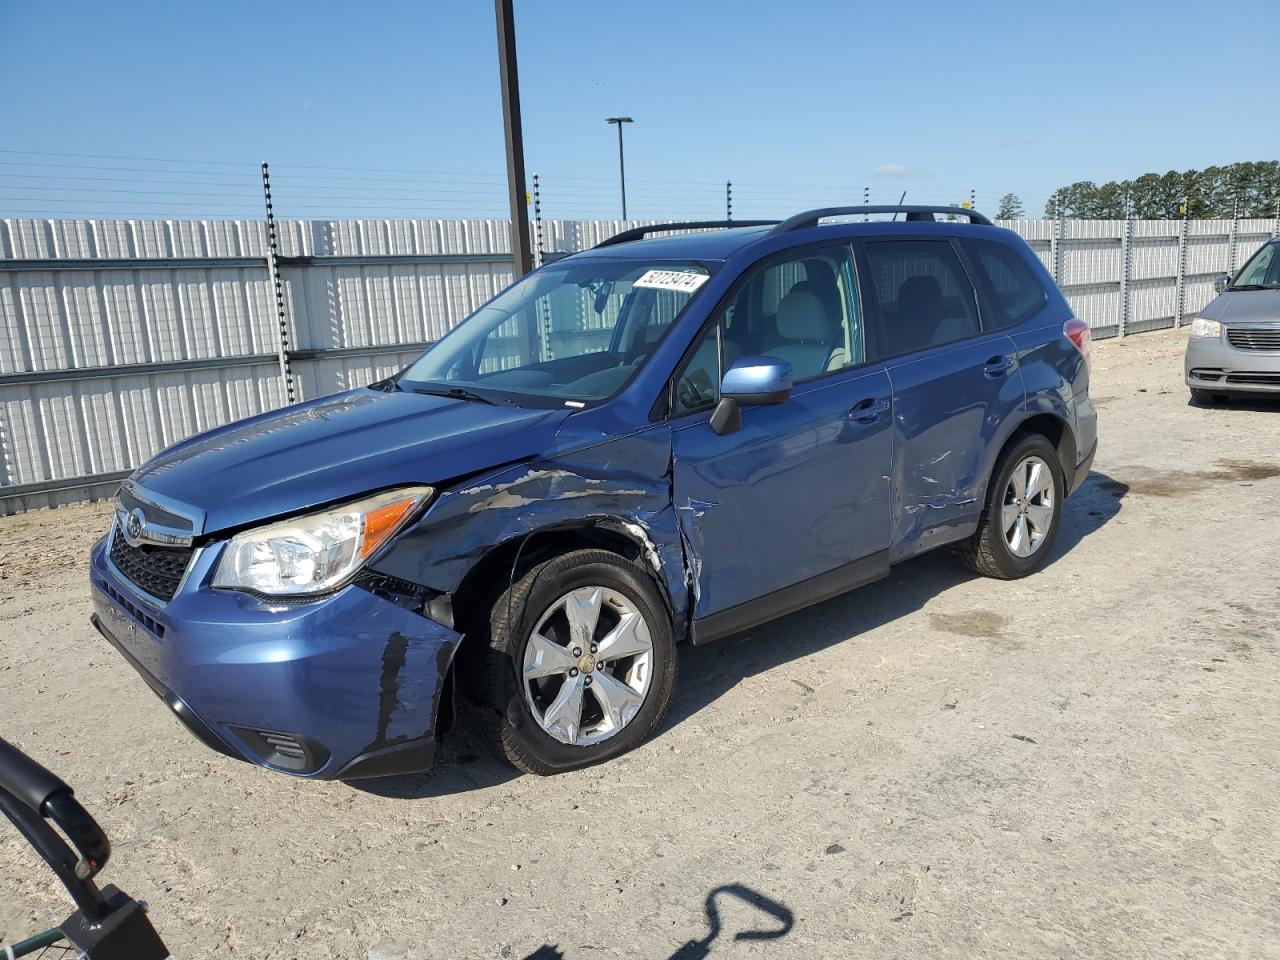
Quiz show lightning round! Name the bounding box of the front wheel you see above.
[961,434,1065,580]
[473,549,676,775]
[1190,388,1229,406]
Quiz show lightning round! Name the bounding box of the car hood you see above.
[130,388,571,534]
[1200,289,1280,323]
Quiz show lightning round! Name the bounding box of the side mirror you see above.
[710,356,793,436]
[722,356,793,405]
[1214,274,1231,295]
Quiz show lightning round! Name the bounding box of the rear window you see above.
[962,238,1047,328]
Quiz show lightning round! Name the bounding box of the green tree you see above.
[996,193,1025,219]
[1047,161,1280,218]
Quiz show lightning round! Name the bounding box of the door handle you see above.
[848,397,890,423]
[984,355,1015,378]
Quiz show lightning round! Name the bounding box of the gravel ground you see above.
[2,328,1278,960]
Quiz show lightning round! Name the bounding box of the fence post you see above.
[532,173,543,267]
[1273,199,1280,238]
[726,181,732,221]
[260,161,296,405]
[1174,214,1189,328]
[1051,209,1064,285]
[1118,216,1134,338]
[1227,199,1239,275]
[863,185,869,221]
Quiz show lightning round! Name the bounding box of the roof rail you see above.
[594,220,781,249]
[771,205,993,233]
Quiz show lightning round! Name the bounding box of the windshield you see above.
[398,259,713,406]
[1231,242,1280,290]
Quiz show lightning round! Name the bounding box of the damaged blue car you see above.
[90,206,1097,779]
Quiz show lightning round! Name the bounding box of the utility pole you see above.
[495,0,532,277]
[606,116,633,219]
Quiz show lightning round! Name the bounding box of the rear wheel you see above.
[472,549,676,775]
[961,434,1064,580]
[1190,388,1230,406]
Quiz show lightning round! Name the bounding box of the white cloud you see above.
[872,164,919,179]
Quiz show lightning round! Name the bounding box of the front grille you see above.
[1225,372,1280,385]
[109,530,193,602]
[97,576,166,637]
[1227,328,1280,351]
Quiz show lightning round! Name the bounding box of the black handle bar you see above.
[0,736,112,920]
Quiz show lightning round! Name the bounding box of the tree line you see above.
[1043,161,1280,219]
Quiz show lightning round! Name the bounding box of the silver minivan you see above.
[1186,238,1280,404]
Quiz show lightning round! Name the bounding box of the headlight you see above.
[212,486,433,595]
[1189,317,1222,339]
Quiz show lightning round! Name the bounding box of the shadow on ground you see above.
[522,882,794,960]
[355,471,1127,799]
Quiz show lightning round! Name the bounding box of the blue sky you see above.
[1,0,1277,221]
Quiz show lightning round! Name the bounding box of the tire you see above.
[961,433,1065,580]
[1190,388,1229,406]
[471,549,676,775]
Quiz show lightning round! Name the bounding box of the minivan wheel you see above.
[473,549,676,775]
[961,434,1064,580]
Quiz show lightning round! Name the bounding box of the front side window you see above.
[961,238,1047,328]
[399,259,711,406]
[1233,242,1280,289]
[668,244,865,417]
[863,240,981,356]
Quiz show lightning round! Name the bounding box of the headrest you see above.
[898,275,943,315]
[776,289,829,341]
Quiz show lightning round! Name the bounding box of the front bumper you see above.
[1185,334,1280,394]
[90,537,463,780]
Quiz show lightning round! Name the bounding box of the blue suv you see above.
[90,206,1097,779]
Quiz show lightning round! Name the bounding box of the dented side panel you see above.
[671,366,894,620]
[370,424,691,631]
[884,333,1026,561]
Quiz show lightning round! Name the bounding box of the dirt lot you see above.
[2,328,1278,959]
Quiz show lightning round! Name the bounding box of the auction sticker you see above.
[633,270,709,293]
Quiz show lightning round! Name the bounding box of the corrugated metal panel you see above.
[0,215,1269,513]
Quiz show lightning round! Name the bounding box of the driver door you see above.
[668,242,893,640]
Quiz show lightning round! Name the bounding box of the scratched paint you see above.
[372,424,693,637]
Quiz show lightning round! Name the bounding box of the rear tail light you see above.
[1064,317,1092,373]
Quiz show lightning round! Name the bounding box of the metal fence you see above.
[2,215,1278,513]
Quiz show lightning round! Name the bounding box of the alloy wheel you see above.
[1001,454,1055,558]
[521,586,654,746]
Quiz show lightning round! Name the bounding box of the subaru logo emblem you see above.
[123,507,147,547]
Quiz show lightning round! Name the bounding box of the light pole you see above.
[495,0,532,277]
[605,116,633,219]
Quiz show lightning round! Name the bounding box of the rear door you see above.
[857,236,1026,560]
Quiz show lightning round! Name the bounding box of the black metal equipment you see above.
[0,736,168,959]
[594,220,781,249]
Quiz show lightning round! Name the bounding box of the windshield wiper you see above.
[409,384,497,405]
[1228,284,1271,291]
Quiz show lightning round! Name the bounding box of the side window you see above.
[672,323,720,416]
[863,240,981,356]
[728,244,864,382]
[961,238,1047,328]
[669,244,865,418]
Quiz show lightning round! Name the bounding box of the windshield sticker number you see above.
[634,270,709,293]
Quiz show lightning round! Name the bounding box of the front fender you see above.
[370,425,688,632]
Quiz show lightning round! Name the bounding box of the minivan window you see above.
[863,239,980,356]
[962,238,1047,327]
[399,260,712,406]
[1232,241,1280,289]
